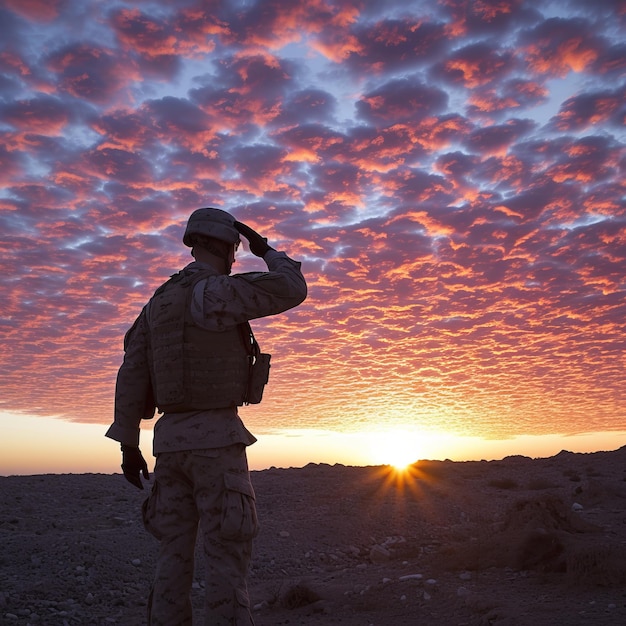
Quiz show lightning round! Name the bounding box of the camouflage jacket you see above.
[105,250,307,454]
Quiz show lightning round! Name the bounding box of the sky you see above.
[1,0,625,475]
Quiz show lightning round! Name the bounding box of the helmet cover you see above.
[183,208,240,247]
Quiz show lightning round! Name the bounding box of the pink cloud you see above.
[0,141,26,183]
[331,18,449,74]
[45,43,138,103]
[0,95,70,134]
[2,0,62,21]
[463,118,536,155]
[356,77,448,124]
[518,17,605,77]
[551,87,626,131]
[438,0,536,37]
[431,42,517,88]
[0,0,624,441]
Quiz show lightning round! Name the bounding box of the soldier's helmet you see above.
[183,208,240,247]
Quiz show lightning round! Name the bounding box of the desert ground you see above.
[1,446,626,625]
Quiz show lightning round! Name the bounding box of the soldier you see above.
[106,208,307,625]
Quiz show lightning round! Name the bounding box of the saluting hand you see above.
[234,221,274,258]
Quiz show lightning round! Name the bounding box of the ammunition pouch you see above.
[241,322,271,405]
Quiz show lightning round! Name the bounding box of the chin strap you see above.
[191,235,231,260]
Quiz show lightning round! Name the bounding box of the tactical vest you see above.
[146,268,251,412]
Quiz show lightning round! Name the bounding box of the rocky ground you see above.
[1,446,626,625]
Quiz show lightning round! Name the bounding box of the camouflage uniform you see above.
[106,250,307,625]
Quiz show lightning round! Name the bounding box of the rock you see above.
[306,599,329,614]
[369,545,391,563]
[398,574,423,582]
[382,535,406,547]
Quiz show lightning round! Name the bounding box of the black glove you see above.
[234,221,274,257]
[121,444,150,490]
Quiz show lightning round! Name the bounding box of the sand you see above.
[1,446,626,625]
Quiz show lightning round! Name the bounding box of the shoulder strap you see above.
[238,322,260,358]
[238,322,262,405]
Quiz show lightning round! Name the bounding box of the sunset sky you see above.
[1,0,625,475]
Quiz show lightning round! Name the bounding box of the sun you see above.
[368,429,421,471]
[390,452,418,472]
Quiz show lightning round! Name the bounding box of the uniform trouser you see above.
[142,444,258,625]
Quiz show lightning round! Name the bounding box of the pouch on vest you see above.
[246,352,271,404]
[241,322,271,405]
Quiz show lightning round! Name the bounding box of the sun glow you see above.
[367,429,424,471]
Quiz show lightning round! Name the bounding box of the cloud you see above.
[551,86,626,131]
[517,16,607,76]
[0,0,624,441]
[273,88,337,127]
[437,0,540,37]
[466,79,549,117]
[2,0,62,21]
[356,76,448,124]
[431,42,518,88]
[339,17,449,73]
[462,118,536,155]
[45,43,137,103]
